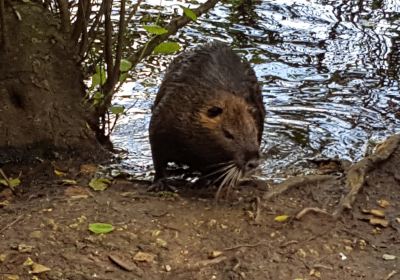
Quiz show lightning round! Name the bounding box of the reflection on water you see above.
[111,0,400,180]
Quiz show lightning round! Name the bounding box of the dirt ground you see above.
[1,135,399,280]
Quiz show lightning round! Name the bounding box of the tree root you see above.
[263,174,337,201]
[333,134,400,218]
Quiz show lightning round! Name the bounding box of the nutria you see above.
[149,42,265,194]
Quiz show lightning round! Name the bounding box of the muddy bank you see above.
[0,134,399,279]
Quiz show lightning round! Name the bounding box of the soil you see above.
[0,135,400,280]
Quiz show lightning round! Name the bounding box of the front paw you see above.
[147,179,178,193]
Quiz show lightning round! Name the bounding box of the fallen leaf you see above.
[61,179,77,185]
[23,257,34,266]
[54,169,67,177]
[0,178,21,188]
[133,251,156,263]
[377,199,390,208]
[369,218,390,227]
[274,215,289,222]
[89,178,111,191]
[5,275,19,280]
[209,250,223,259]
[89,223,114,234]
[362,209,385,217]
[0,200,10,207]
[31,263,51,274]
[18,244,33,253]
[156,238,168,248]
[109,253,137,271]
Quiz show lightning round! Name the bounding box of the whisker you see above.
[215,166,237,201]
[201,163,235,180]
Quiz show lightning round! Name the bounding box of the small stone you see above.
[18,244,33,253]
[344,246,353,253]
[208,219,217,227]
[382,254,397,261]
[0,253,6,262]
[165,264,172,272]
[358,240,367,250]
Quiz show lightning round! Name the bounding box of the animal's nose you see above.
[243,150,260,173]
[245,158,260,172]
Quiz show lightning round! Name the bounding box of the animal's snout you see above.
[243,150,260,173]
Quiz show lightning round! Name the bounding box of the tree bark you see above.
[0,2,103,163]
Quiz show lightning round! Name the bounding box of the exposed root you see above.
[263,174,337,201]
[333,134,400,218]
[295,207,331,220]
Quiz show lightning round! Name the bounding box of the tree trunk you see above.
[0,2,103,163]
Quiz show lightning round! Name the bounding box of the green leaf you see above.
[153,42,181,55]
[119,59,132,72]
[89,178,111,191]
[143,25,168,35]
[88,223,114,234]
[110,105,125,115]
[0,178,21,188]
[182,7,197,21]
[93,92,104,100]
[274,215,289,222]
[91,66,106,88]
[119,72,128,82]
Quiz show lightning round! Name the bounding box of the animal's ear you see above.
[207,106,223,118]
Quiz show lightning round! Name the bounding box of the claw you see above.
[147,179,178,193]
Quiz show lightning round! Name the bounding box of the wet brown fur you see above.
[149,42,266,185]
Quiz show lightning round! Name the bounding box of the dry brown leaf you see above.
[369,218,389,227]
[109,253,137,271]
[377,199,390,208]
[209,250,223,259]
[133,251,156,263]
[31,263,51,274]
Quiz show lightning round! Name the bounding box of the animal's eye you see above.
[223,129,234,140]
[207,106,223,118]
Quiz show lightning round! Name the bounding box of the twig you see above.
[263,175,337,201]
[384,270,398,280]
[223,242,263,251]
[127,0,220,67]
[253,196,262,224]
[0,214,24,234]
[193,255,227,268]
[295,207,331,220]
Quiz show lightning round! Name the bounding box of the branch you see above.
[127,0,221,66]
[71,0,91,44]
[111,0,126,85]
[56,0,71,33]
[80,1,106,58]
[104,0,113,80]
[0,0,8,51]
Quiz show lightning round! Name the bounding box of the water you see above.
[111,0,400,180]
